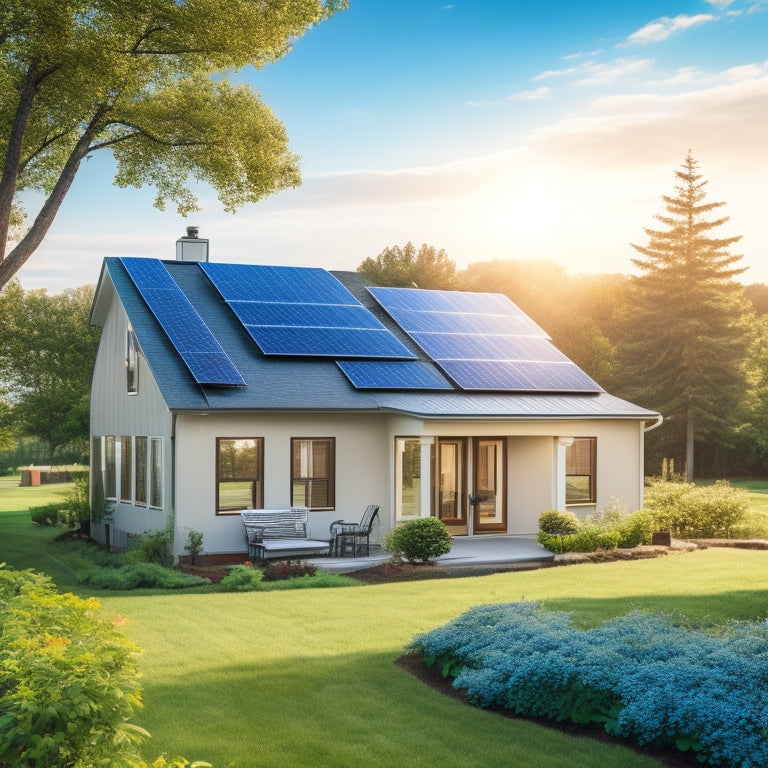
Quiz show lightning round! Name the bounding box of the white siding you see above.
[173,412,392,557]
[90,294,172,542]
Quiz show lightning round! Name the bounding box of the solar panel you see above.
[368,286,602,393]
[201,263,416,359]
[200,263,354,304]
[337,360,454,390]
[245,326,415,358]
[121,258,246,386]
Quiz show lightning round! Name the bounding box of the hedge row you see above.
[411,602,768,767]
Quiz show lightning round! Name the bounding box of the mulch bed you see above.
[395,652,700,768]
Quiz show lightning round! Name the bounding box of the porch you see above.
[312,534,554,574]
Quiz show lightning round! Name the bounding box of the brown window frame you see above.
[291,437,335,511]
[566,437,597,505]
[216,438,265,515]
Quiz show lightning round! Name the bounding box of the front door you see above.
[435,438,468,535]
[471,438,507,533]
[433,437,507,535]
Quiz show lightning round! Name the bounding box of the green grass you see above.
[2,480,768,767]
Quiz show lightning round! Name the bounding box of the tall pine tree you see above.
[623,152,750,480]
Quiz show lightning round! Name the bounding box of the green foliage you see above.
[357,242,457,289]
[183,529,204,564]
[385,517,452,563]
[0,283,100,452]
[0,0,347,287]
[0,565,148,767]
[128,530,172,567]
[217,564,265,592]
[78,562,206,590]
[643,480,749,537]
[538,510,580,535]
[28,502,68,527]
[620,153,750,479]
[729,510,768,539]
[537,501,655,553]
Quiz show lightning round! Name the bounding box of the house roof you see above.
[90,257,660,422]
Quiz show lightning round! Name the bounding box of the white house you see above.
[88,237,660,561]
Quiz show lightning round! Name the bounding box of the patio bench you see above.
[240,508,330,562]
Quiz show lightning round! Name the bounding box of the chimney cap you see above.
[185,226,199,239]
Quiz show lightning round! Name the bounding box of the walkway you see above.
[313,535,554,574]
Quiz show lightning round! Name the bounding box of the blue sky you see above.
[18,0,768,291]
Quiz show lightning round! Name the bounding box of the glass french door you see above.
[471,438,506,533]
[433,437,507,534]
[435,438,468,533]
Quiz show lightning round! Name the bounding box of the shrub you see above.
[643,480,749,538]
[218,564,265,592]
[538,510,580,535]
[183,529,204,564]
[28,502,68,527]
[0,565,148,767]
[62,473,91,529]
[730,510,768,539]
[385,517,452,563]
[78,562,206,590]
[127,529,172,567]
[261,561,318,581]
[411,602,768,768]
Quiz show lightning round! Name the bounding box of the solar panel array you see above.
[121,258,246,386]
[368,286,602,393]
[200,263,416,360]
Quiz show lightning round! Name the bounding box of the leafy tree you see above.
[620,152,750,481]
[734,314,768,473]
[357,242,457,289]
[0,281,100,458]
[0,0,346,288]
[744,283,768,315]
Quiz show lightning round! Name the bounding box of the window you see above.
[149,437,163,508]
[104,436,116,499]
[216,438,264,514]
[291,438,335,510]
[120,436,132,502]
[126,326,138,394]
[135,436,148,506]
[566,437,596,504]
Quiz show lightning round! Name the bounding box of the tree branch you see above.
[0,108,107,289]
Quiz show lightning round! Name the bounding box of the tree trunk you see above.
[685,408,695,482]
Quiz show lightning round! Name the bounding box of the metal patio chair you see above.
[329,504,379,557]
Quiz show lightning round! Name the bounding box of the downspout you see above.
[639,415,663,509]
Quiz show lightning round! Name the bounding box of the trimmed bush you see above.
[385,517,452,563]
[538,510,580,535]
[411,602,768,768]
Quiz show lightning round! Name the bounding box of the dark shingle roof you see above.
[92,257,659,421]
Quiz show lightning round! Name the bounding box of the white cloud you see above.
[576,57,653,86]
[705,0,734,8]
[625,14,715,45]
[533,67,576,81]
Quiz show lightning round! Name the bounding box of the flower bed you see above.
[410,602,768,767]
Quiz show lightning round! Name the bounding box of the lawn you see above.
[2,479,768,768]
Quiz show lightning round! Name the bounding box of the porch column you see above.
[554,437,574,512]
[419,437,434,517]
